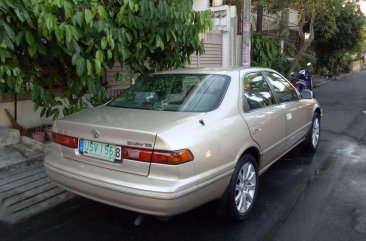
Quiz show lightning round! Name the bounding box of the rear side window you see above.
[108,74,230,112]
[243,72,276,110]
[265,72,298,103]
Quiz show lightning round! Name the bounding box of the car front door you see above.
[240,71,286,170]
[264,71,311,151]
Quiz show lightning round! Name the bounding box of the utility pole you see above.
[242,0,251,67]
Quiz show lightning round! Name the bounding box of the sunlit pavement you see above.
[1,71,366,241]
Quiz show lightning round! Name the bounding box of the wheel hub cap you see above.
[235,162,256,214]
[312,118,320,148]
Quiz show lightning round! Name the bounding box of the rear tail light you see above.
[52,132,78,149]
[123,147,152,162]
[122,147,194,165]
[152,149,194,165]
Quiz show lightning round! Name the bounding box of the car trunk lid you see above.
[54,106,199,176]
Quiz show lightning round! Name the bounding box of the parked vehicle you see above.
[45,67,322,221]
[298,62,313,91]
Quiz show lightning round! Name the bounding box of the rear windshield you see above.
[108,74,230,112]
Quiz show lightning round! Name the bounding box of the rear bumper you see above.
[44,154,199,216]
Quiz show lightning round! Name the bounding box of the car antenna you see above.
[199,120,205,126]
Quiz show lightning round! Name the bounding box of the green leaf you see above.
[0,49,10,62]
[14,8,25,22]
[1,20,15,42]
[86,59,92,76]
[95,59,102,76]
[70,26,80,40]
[45,108,51,118]
[85,9,93,25]
[136,42,142,50]
[53,109,60,120]
[65,26,73,44]
[101,37,107,50]
[155,35,164,50]
[33,102,39,112]
[28,46,36,57]
[108,37,115,49]
[85,43,93,53]
[15,31,25,46]
[25,31,35,46]
[95,50,104,62]
[55,27,64,42]
[128,0,134,11]
[49,108,58,119]
[40,107,47,118]
[76,57,86,77]
[1,34,14,50]
[55,0,63,8]
[97,5,106,18]
[63,1,73,18]
[113,72,122,81]
[125,32,132,43]
[72,53,79,65]
[107,49,112,60]
[75,12,83,27]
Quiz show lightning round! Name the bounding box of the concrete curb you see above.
[313,78,330,88]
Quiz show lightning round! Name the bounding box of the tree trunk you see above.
[286,4,316,79]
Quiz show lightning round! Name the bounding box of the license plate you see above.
[79,139,122,162]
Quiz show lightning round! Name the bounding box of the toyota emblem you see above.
[90,130,100,138]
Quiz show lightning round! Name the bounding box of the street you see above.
[1,71,366,241]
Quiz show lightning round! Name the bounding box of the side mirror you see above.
[300,89,313,99]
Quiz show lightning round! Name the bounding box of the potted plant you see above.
[32,125,45,143]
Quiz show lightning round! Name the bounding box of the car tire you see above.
[227,154,258,222]
[301,112,320,152]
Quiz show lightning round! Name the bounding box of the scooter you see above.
[298,62,313,91]
[290,63,313,92]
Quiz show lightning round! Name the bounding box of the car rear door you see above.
[264,71,311,151]
[240,71,286,169]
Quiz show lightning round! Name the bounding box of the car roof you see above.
[151,66,277,75]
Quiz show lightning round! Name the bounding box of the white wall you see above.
[287,8,299,30]
[193,0,209,11]
[0,100,55,128]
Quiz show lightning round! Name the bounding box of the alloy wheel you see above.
[234,162,256,214]
[312,117,320,148]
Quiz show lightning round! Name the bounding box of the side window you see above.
[265,72,298,103]
[243,72,276,110]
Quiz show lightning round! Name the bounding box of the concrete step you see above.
[0,144,43,174]
[0,127,20,147]
[0,164,75,224]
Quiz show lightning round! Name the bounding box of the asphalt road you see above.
[1,71,366,241]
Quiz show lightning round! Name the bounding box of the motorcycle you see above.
[290,62,313,92]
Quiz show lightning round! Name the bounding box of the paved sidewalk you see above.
[0,162,75,224]
[0,128,75,224]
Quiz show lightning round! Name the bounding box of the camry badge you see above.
[90,130,100,138]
